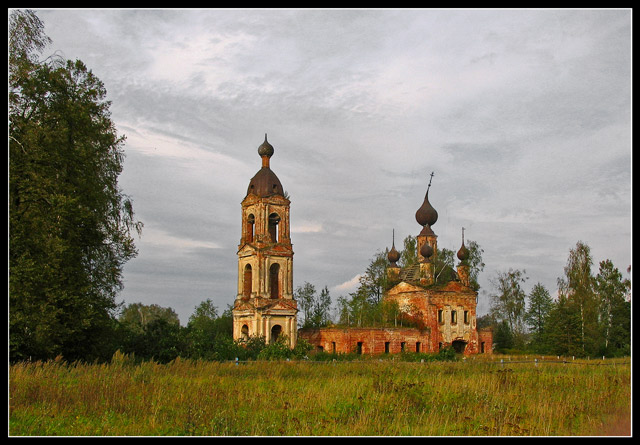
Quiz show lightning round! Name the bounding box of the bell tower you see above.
[232,135,298,348]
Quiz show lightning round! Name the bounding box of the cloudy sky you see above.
[34,8,631,324]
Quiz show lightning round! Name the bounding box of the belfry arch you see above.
[268,213,280,243]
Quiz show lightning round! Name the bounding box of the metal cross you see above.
[427,171,435,192]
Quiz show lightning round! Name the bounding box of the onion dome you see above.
[257,133,274,158]
[415,190,438,228]
[420,241,434,261]
[387,229,400,266]
[247,134,284,197]
[457,227,470,261]
[457,242,470,262]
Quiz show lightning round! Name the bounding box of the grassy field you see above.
[9,353,631,436]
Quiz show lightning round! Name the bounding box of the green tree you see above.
[358,250,389,304]
[295,282,317,328]
[309,286,332,328]
[544,294,582,357]
[595,260,631,356]
[398,235,417,269]
[115,303,185,363]
[119,303,180,334]
[557,241,598,355]
[185,300,234,360]
[434,247,456,284]
[9,10,142,362]
[525,283,553,351]
[489,268,528,348]
[466,240,485,291]
[493,320,514,353]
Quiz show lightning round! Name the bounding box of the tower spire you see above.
[387,228,400,266]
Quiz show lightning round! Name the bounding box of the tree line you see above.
[486,240,630,358]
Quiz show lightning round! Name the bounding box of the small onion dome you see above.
[387,229,400,265]
[258,133,274,158]
[388,244,400,265]
[415,190,438,227]
[420,241,434,261]
[457,241,470,262]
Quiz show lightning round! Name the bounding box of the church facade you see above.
[232,136,492,355]
[298,177,492,355]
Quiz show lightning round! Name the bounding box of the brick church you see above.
[232,136,492,355]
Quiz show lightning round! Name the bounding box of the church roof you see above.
[247,134,285,198]
[247,167,284,197]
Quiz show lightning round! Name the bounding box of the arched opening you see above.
[268,213,280,243]
[241,324,249,341]
[271,324,282,344]
[269,263,280,299]
[246,214,255,243]
[452,339,467,354]
[243,264,252,298]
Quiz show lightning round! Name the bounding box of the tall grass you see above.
[9,353,631,436]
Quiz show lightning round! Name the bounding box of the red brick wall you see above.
[298,327,432,354]
[478,328,493,354]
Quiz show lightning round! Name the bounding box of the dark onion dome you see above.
[387,229,400,265]
[457,241,470,262]
[420,241,434,261]
[247,134,284,197]
[415,190,438,227]
[257,133,274,158]
[457,228,470,261]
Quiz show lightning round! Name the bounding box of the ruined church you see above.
[232,136,492,355]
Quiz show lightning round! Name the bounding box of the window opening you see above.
[241,325,249,341]
[269,263,280,299]
[268,213,280,243]
[271,324,282,344]
[243,264,252,298]
[246,214,255,243]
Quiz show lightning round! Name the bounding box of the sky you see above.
[32,8,632,324]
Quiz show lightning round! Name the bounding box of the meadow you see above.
[9,353,631,436]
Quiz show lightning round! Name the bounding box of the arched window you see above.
[241,324,249,340]
[243,264,252,298]
[271,325,282,344]
[268,213,280,243]
[269,263,280,299]
[246,214,255,243]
